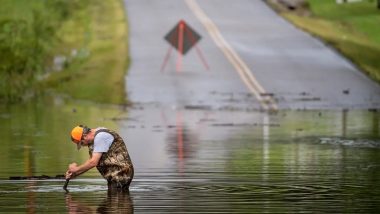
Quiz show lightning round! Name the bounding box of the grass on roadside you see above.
[41,0,129,105]
[0,0,65,102]
[271,0,380,83]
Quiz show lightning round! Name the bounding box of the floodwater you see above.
[0,97,380,213]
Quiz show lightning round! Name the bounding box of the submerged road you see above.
[120,1,380,212]
[124,0,380,110]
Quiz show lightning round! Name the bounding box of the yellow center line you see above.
[185,0,278,111]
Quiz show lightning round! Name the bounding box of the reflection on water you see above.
[122,105,380,213]
[166,111,200,173]
[0,180,133,213]
[66,190,133,214]
[0,98,380,213]
[0,96,125,178]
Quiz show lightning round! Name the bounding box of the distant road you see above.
[124,0,380,110]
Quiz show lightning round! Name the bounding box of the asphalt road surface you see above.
[124,0,380,110]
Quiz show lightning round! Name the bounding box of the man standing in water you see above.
[66,125,134,191]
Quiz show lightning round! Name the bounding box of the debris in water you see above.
[9,175,65,180]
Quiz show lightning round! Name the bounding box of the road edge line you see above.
[185,0,278,111]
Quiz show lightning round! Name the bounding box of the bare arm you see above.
[66,152,102,178]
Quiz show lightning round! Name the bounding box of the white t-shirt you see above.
[93,129,114,153]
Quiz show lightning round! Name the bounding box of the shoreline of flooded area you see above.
[0,99,379,213]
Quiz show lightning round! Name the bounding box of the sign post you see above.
[161,20,209,73]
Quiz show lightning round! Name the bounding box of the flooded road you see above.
[1,0,380,213]
[0,98,379,213]
[116,0,380,212]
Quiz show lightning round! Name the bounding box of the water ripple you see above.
[319,137,380,148]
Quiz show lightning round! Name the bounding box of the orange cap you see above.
[71,126,84,143]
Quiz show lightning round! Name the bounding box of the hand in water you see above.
[65,171,73,179]
[66,162,78,179]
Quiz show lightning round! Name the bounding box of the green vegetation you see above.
[0,0,129,104]
[41,0,129,104]
[0,1,65,102]
[275,0,380,83]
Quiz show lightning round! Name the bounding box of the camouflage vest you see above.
[88,129,134,187]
